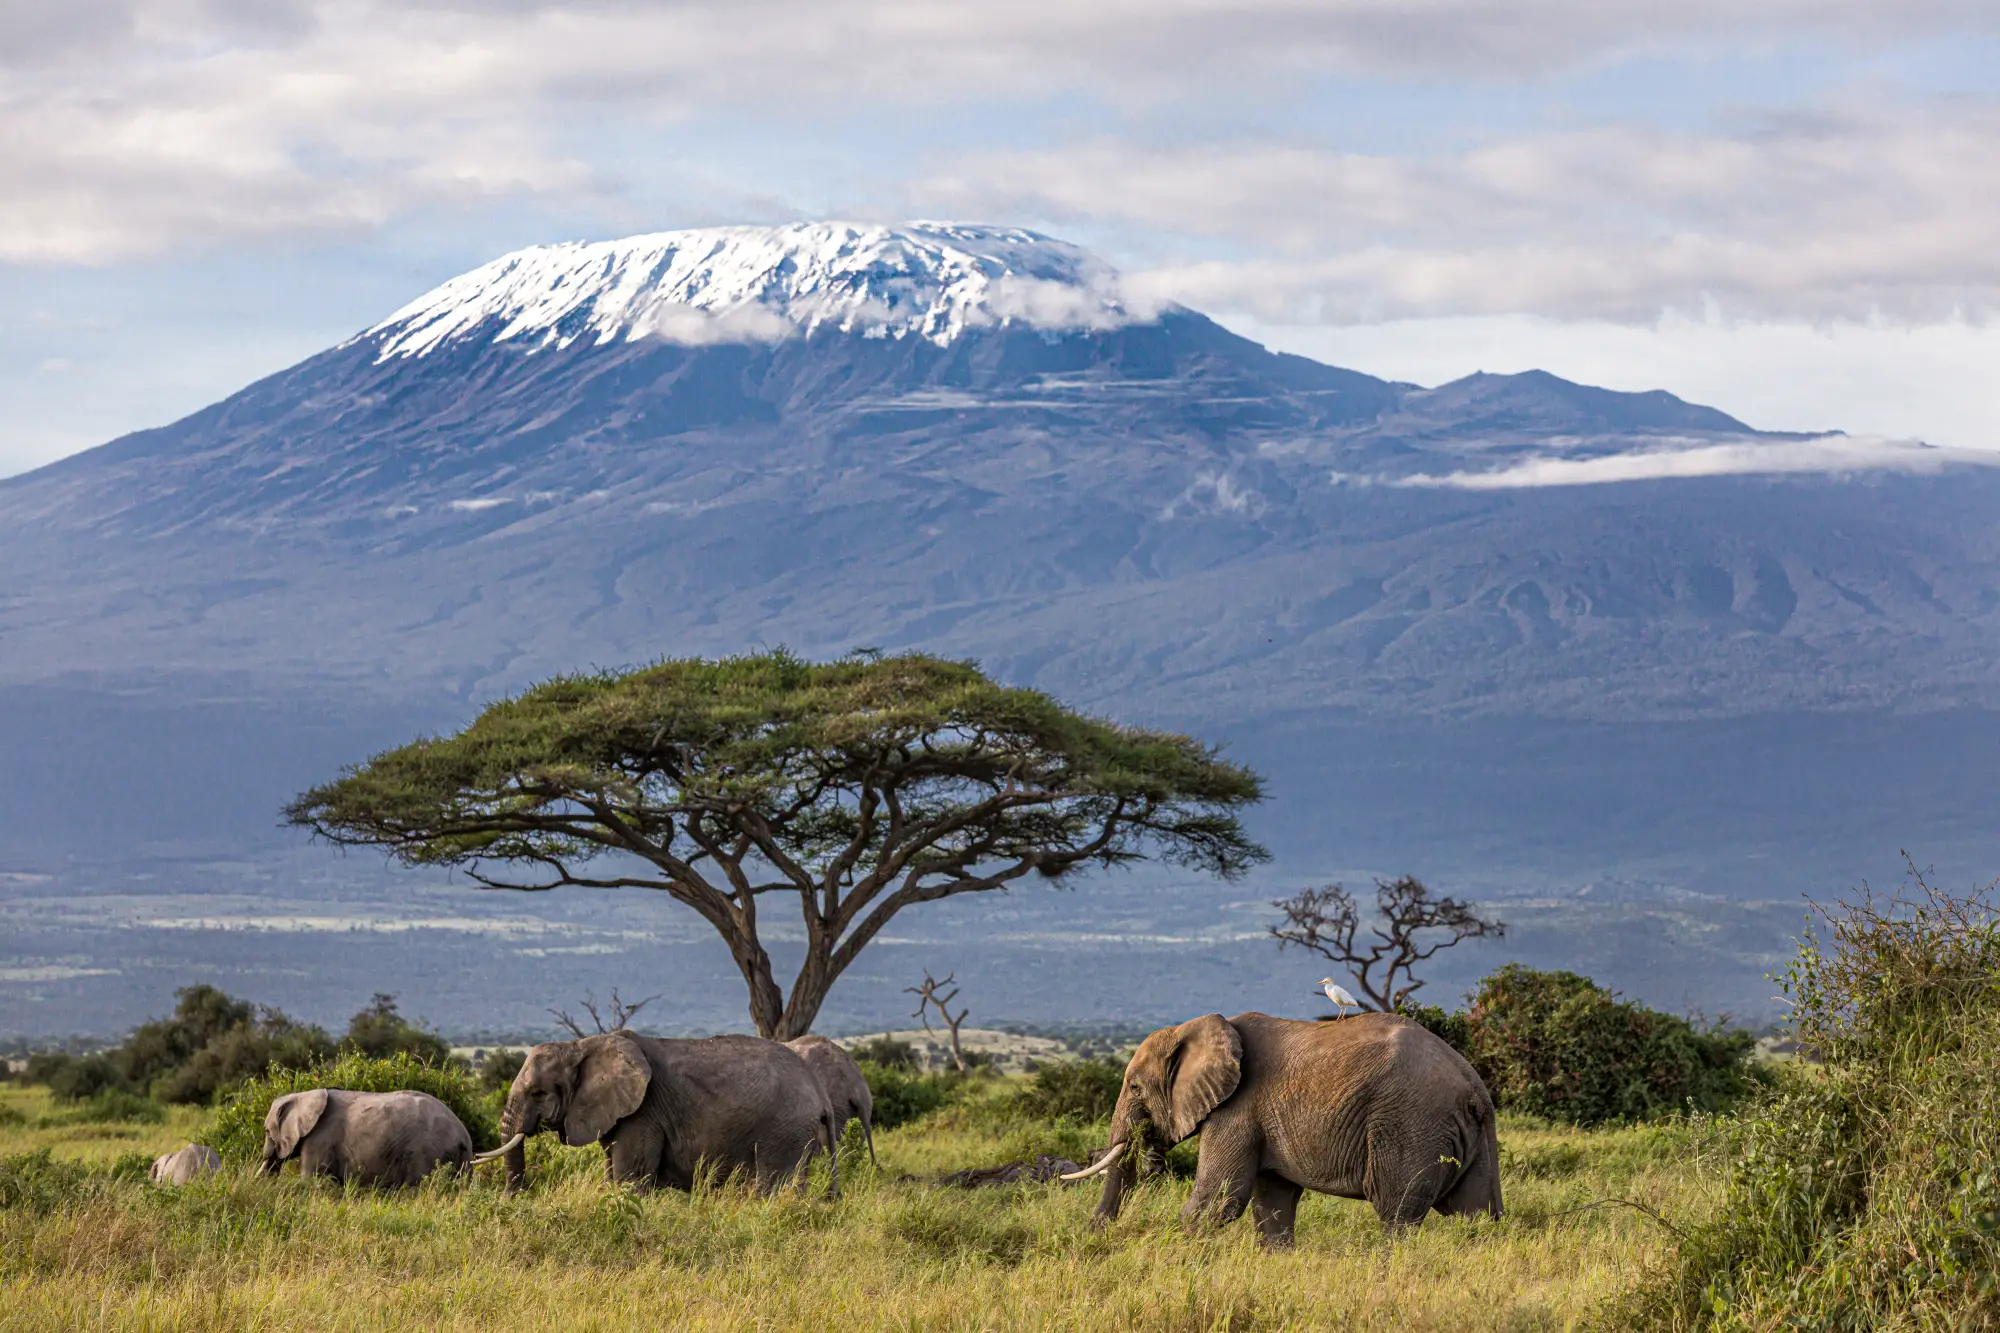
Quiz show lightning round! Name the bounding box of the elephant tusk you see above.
[471,1132,525,1163]
[1058,1141,1128,1182]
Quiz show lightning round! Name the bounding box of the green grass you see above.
[0,1078,1725,1331]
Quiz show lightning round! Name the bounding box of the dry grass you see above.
[0,1081,1726,1332]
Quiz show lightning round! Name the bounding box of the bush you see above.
[1624,871,2000,1329]
[41,1053,130,1102]
[203,1050,498,1163]
[0,1150,98,1214]
[859,1063,962,1131]
[342,993,452,1065]
[1432,965,1758,1126]
[478,1048,526,1094]
[1011,1058,1124,1124]
[848,1037,919,1072]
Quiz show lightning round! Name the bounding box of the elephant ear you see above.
[266,1088,330,1159]
[1164,1015,1242,1142]
[564,1033,650,1147]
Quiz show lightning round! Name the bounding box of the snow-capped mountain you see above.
[367,222,1132,359]
[5,219,2000,1038]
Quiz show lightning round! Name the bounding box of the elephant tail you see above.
[861,1114,877,1170]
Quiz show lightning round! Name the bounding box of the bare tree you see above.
[548,987,662,1039]
[905,970,971,1072]
[1272,875,1504,1012]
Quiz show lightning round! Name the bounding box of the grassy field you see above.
[0,1080,1726,1332]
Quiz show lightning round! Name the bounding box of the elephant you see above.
[1065,1011,1502,1246]
[150,1143,222,1185]
[477,1031,839,1197]
[261,1088,473,1187]
[785,1036,877,1167]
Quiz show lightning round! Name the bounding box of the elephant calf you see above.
[262,1088,473,1187]
[150,1143,222,1185]
[1067,1011,1502,1246]
[786,1036,877,1167]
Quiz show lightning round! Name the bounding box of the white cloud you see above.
[1388,435,2000,489]
[934,107,2000,323]
[640,302,796,346]
[1,1,1993,264]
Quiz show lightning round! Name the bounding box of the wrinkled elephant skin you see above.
[1087,1011,1502,1246]
[497,1031,838,1198]
[262,1089,473,1187]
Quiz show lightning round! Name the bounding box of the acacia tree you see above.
[289,650,1265,1040]
[1271,875,1504,1012]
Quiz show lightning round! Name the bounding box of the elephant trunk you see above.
[493,1104,534,1193]
[503,1137,528,1194]
[1089,1101,1144,1226]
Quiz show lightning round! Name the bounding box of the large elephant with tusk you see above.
[477,1030,839,1197]
[1064,1011,1501,1246]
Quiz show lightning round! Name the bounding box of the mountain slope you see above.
[5,221,2000,1038]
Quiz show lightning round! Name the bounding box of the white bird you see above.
[1314,978,1362,1017]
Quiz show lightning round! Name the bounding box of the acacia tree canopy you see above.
[288,650,1267,1039]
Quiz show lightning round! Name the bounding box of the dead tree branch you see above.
[1272,875,1504,1012]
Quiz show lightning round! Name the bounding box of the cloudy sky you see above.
[3,0,1997,476]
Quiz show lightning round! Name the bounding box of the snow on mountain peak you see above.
[365,222,1141,359]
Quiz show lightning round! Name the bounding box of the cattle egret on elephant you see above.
[1315,979,1361,1016]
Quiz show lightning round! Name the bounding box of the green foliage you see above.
[0,1150,97,1214]
[1010,1058,1125,1124]
[35,1090,165,1127]
[849,1036,919,1071]
[287,650,1266,1038]
[35,1052,128,1102]
[1440,965,1758,1127]
[203,1051,498,1163]
[341,993,452,1065]
[1623,870,2000,1329]
[859,1063,964,1131]
[477,1047,525,1094]
[27,986,336,1107]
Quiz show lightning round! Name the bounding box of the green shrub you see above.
[1438,965,1757,1126]
[341,994,452,1066]
[203,1051,498,1163]
[0,1150,98,1214]
[859,1063,962,1131]
[1622,871,2000,1329]
[41,1053,130,1102]
[1010,1058,1124,1124]
[478,1048,526,1094]
[35,1089,165,1127]
[848,1037,919,1072]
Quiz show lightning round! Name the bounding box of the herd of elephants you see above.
[149,1011,1503,1248]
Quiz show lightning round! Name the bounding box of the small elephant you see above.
[150,1143,222,1185]
[480,1031,837,1197]
[1067,1011,1502,1246]
[262,1088,473,1187]
[785,1036,877,1167]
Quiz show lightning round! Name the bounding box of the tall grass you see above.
[1620,869,2000,1330]
[1,1077,1723,1330]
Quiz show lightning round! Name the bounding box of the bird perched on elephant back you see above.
[1064,1011,1501,1246]
[150,1143,222,1185]
[262,1089,472,1186]
[479,1031,839,1197]
[784,1036,876,1167]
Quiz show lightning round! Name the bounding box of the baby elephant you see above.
[150,1143,222,1185]
[262,1088,472,1187]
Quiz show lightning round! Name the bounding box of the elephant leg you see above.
[1250,1172,1304,1249]
[1181,1139,1259,1231]
[1367,1142,1450,1230]
[604,1124,664,1191]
